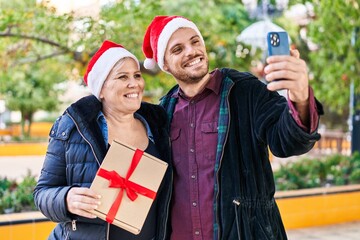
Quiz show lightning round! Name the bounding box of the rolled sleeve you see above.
[287,87,319,133]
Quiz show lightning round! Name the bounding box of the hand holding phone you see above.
[265,32,309,101]
[266,32,290,85]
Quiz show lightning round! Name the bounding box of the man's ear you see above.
[163,63,169,72]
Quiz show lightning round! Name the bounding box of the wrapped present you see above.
[90,140,168,235]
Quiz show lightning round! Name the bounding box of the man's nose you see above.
[185,45,196,56]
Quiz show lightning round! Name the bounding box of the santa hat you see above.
[84,40,139,99]
[142,15,204,71]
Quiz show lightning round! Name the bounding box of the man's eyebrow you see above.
[169,34,200,50]
[190,34,200,40]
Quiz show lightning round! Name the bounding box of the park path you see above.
[0,155,44,181]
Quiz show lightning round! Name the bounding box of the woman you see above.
[33,40,172,240]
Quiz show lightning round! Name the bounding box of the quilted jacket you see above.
[34,95,173,240]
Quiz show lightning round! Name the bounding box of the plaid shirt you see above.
[160,70,237,239]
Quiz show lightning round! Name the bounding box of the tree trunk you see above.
[21,111,34,138]
[26,113,33,137]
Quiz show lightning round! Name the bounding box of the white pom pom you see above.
[144,58,156,69]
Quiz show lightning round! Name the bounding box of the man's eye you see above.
[172,47,182,54]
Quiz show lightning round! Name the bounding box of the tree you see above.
[0,0,106,137]
[305,0,359,128]
[266,0,359,129]
[0,0,256,137]
[3,62,67,137]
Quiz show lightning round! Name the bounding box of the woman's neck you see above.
[105,112,148,150]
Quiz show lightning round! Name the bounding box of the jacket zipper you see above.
[72,220,77,231]
[215,82,234,240]
[66,111,109,238]
[233,199,241,240]
[66,111,101,166]
[161,138,173,240]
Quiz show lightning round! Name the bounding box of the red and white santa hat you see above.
[142,15,204,71]
[84,40,139,99]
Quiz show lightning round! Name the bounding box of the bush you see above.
[0,170,37,214]
[274,153,360,191]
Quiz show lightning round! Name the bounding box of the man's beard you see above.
[169,58,209,85]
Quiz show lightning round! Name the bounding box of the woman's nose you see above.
[128,78,138,88]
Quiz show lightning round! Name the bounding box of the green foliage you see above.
[0,171,37,214]
[1,0,257,108]
[349,152,360,183]
[307,0,360,113]
[2,62,66,137]
[0,190,18,213]
[4,0,356,129]
[0,177,18,213]
[0,178,12,191]
[0,0,78,137]
[274,153,360,191]
[13,171,37,212]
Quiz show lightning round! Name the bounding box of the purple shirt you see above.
[170,70,222,240]
[170,69,319,240]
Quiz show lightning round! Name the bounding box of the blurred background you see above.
[0,0,359,239]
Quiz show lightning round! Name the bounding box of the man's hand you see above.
[66,187,101,219]
[264,49,309,104]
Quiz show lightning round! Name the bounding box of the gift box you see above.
[90,140,168,235]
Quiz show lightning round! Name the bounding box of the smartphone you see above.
[267,31,290,56]
[266,32,290,85]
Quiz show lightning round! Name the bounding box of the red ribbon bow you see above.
[97,149,156,223]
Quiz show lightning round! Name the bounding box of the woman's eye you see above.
[117,75,127,80]
[134,74,142,79]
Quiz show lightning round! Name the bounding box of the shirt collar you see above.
[172,68,222,99]
[96,111,154,143]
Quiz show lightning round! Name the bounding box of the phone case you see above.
[267,32,290,56]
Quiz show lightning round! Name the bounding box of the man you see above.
[142,15,323,240]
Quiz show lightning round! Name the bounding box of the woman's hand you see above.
[66,187,101,219]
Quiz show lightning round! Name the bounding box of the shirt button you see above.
[192,202,197,207]
[195,230,200,235]
[61,132,66,136]
[190,100,195,104]
[190,123,194,128]
[190,148,194,153]
[191,175,196,179]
